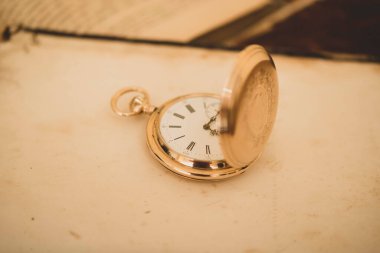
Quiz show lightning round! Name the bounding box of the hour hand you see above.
[203,111,220,130]
[203,122,211,130]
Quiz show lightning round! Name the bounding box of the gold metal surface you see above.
[146,93,247,180]
[220,45,279,168]
[110,87,155,117]
[110,44,278,180]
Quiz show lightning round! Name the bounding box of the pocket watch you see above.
[110,45,278,180]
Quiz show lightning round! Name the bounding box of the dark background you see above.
[193,0,380,62]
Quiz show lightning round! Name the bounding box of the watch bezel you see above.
[146,93,247,180]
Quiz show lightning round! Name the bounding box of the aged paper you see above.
[0,34,379,252]
[0,0,268,41]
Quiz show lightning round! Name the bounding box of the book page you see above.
[0,0,268,41]
[0,34,379,252]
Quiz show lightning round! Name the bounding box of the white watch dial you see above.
[159,95,224,161]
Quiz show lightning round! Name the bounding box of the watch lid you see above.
[220,45,279,168]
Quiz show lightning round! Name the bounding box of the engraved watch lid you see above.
[220,45,279,168]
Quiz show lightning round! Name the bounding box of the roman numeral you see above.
[169,125,182,128]
[186,104,195,113]
[206,145,210,155]
[174,135,185,140]
[186,141,195,151]
[173,113,185,119]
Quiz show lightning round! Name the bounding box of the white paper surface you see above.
[0,34,379,253]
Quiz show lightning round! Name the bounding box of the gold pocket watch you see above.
[111,45,278,180]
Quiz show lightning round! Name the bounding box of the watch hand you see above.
[203,111,220,130]
[210,129,220,136]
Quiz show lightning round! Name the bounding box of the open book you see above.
[0,0,268,41]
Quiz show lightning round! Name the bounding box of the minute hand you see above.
[203,111,220,130]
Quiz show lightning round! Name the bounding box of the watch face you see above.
[159,95,224,162]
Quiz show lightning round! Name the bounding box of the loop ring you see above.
[110,87,151,117]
